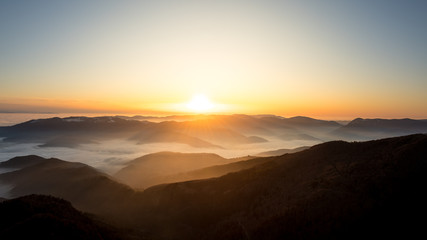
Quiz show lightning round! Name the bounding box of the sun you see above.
[186,94,215,113]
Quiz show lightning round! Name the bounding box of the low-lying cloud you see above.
[0,137,319,174]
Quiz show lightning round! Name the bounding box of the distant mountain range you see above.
[1,115,426,151]
[0,115,273,149]
[334,118,427,140]
[1,134,426,239]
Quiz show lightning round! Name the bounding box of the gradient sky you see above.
[1,0,426,118]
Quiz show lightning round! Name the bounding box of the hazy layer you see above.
[0,137,319,174]
[3,114,425,177]
[0,113,137,126]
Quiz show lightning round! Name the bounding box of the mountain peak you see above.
[0,155,47,168]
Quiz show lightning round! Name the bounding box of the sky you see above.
[1,0,426,119]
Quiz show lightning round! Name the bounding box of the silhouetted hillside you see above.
[0,156,137,220]
[115,152,230,189]
[1,134,427,240]
[256,146,310,157]
[0,155,46,168]
[0,194,130,240]
[132,134,427,239]
[152,156,270,185]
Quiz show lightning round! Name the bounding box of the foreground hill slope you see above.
[1,134,426,240]
[0,195,129,240]
[0,157,136,219]
[134,134,427,239]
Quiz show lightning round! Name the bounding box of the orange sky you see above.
[1,1,426,119]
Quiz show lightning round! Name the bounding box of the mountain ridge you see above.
[1,133,427,239]
[115,152,230,189]
[134,134,427,239]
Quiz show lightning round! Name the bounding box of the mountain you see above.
[0,116,226,149]
[0,115,272,149]
[151,155,269,185]
[277,132,320,141]
[256,146,310,157]
[0,116,149,144]
[115,152,230,189]
[217,115,342,141]
[129,130,222,148]
[161,121,269,146]
[5,115,427,150]
[116,114,212,122]
[334,118,427,140]
[38,136,97,148]
[281,116,342,128]
[0,156,136,219]
[1,134,426,239]
[131,134,427,239]
[0,195,130,240]
[175,114,342,138]
[0,155,47,168]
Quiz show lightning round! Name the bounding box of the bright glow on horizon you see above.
[0,1,426,118]
[186,94,214,113]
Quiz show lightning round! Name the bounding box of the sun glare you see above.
[186,94,214,113]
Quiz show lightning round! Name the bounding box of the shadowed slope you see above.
[256,146,310,157]
[133,134,427,240]
[0,195,129,240]
[0,155,46,168]
[148,155,268,186]
[0,156,136,220]
[1,134,426,240]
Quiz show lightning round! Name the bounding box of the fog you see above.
[0,183,13,198]
[0,137,319,174]
[1,114,344,177]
